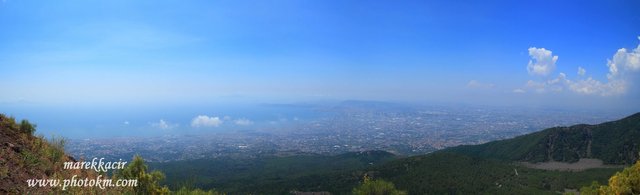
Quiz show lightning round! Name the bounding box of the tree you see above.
[352,175,407,195]
[580,158,640,195]
[116,155,170,195]
[606,159,640,194]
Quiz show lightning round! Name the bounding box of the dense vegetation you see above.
[352,176,406,195]
[370,152,620,194]
[445,113,640,164]
[115,154,225,195]
[579,158,640,194]
[151,150,397,194]
[152,149,622,194]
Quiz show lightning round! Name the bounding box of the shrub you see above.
[580,158,640,194]
[352,176,406,195]
[46,136,66,164]
[0,114,19,132]
[116,155,170,195]
[174,187,224,195]
[21,150,40,169]
[19,119,36,135]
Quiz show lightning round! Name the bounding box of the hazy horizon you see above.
[1,0,640,138]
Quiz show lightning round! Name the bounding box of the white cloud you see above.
[607,36,640,79]
[234,118,253,126]
[547,72,566,85]
[527,47,558,76]
[546,73,568,92]
[607,37,640,79]
[522,73,568,93]
[577,67,586,76]
[124,121,130,125]
[522,38,640,96]
[191,115,223,128]
[566,77,605,95]
[567,78,626,96]
[568,37,640,96]
[466,80,494,89]
[525,80,546,93]
[151,119,177,130]
[524,72,627,96]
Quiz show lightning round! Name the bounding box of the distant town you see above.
[66,102,625,162]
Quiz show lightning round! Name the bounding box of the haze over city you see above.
[1,0,639,138]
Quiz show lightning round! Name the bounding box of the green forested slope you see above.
[152,150,397,194]
[445,113,640,164]
[370,152,619,194]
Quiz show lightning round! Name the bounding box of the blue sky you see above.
[1,0,640,137]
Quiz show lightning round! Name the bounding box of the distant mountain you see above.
[444,112,640,164]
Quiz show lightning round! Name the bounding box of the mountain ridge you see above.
[443,112,640,164]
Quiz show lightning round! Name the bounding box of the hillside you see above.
[151,150,397,194]
[356,112,640,194]
[370,152,620,194]
[0,114,101,194]
[0,114,195,194]
[444,112,640,164]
